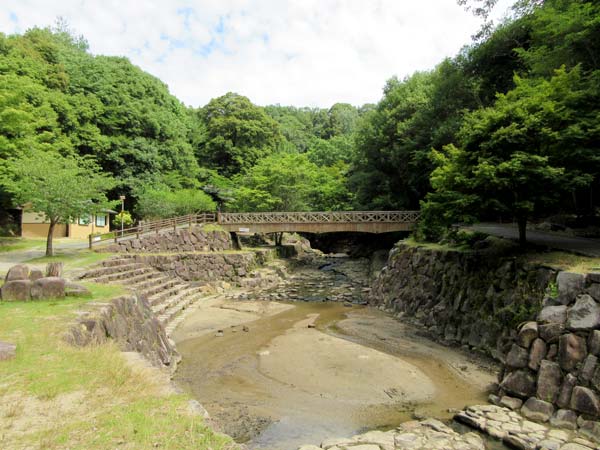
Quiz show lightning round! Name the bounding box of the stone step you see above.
[116,270,165,287]
[90,266,154,284]
[100,257,136,268]
[131,274,174,293]
[140,279,181,299]
[152,286,201,316]
[146,283,189,306]
[82,262,147,279]
[156,290,204,325]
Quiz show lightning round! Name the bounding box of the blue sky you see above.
[1,0,513,108]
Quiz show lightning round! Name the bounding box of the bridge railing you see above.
[89,212,216,248]
[217,210,420,224]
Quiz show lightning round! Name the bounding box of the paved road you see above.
[469,223,600,258]
[0,239,89,274]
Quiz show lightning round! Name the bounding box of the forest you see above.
[0,0,599,243]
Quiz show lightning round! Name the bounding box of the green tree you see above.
[195,93,282,177]
[135,188,216,219]
[0,149,116,255]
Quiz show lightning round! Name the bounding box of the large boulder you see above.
[538,305,568,324]
[557,374,577,409]
[0,341,16,361]
[28,268,44,281]
[517,322,538,348]
[30,277,65,300]
[558,333,587,371]
[64,282,91,297]
[506,344,529,369]
[557,272,585,305]
[590,330,600,356]
[566,295,600,331]
[521,397,554,422]
[5,264,29,282]
[570,386,600,416]
[539,322,564,343]
[528,338,547,371]
[1,279,32,301]
[537,360,562,403]
[549,409,577,430]
[500,370,536,398]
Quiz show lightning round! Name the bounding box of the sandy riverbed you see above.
[172,297,497,450]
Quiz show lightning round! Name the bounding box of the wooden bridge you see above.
[217,211,420,234]
[89,210,419,248]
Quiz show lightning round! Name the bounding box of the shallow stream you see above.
[173,259,502,449]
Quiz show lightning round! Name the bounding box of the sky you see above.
[1,0,513,108]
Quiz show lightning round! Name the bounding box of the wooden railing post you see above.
[88,234,93,249]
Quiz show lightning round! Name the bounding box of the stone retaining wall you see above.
[128,249,273,284]
[497,271,600,425]
[63,294,179,370]
[101,226,232,253]
[369,242,556,360]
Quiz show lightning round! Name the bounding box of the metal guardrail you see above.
[88,212,216,248]
[217,211,421,224]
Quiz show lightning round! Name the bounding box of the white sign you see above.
[93,236,102,242]
[239,227,250,232]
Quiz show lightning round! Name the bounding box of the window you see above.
[78,214,91,226]
[95,214,106,227]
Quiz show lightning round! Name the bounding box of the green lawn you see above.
[0,237,46,253]
[0,284,235,450]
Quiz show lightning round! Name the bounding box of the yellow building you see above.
[21,210,111,239]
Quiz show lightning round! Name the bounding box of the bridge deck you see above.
[218,211,419,234]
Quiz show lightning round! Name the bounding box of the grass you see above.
[0,285,234,450]
[0,237,46,253]
[521,251,600,273]
[199,223,226,232]
[401,236,470,252]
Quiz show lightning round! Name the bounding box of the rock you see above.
[500,370,536,398]
[566,295,600,331]
[507,344,530,369]
[585,283,600,302]
[298,446,321,450]
[557,374,577,409]
[0,341,16,361]
[538,305,568,324]
[28,268,44,281]
[539,323,565,343]
[45,262,63,277]
[547,343,558,361]
[592,365,600,392]
[64,282,91,297]
[559,444,595,450]
[571,386,600,416]
[242,326,249,332]
[500,396,523,410]
[586,272,600,284]
[30,277,65,300]
[589,330,600,356]
[5,264,29,281]
[518,322,538,348]
[580,354,597,382]
[1,279,32,301]
[549,409,577,430]
[577,419,600,444]
[536,439,560,450]
[521,397,554,422]
[529,338,547,371]
[537,360,562,403]
[558,333,587,371]
[557,272,585,305]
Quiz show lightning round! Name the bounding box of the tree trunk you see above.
[274,232,283,246]
[517,216,527,247]
[46,219,56,256]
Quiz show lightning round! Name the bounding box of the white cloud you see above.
[0,0,515,107]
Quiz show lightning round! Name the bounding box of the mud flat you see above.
[172,296,497,450]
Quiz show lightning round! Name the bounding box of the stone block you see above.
[517,321,538,348]
[539,322,565,343]
[585,283,600,302]
[506,344,529,369]
[5,264,29,282]
[557,271,585,305]
[538,305,568,324]
[570,386,600,416]
[586,272,600,284]
[521,397,554,422]
[64,282,91,298]
[591,365,600,392]
[566,294,600,331]
[499,395,523,410]
[30,277,65,300]
[547,344,558,361]
[549,409,577,430]
[500,370,536,399]
[28,268,44,281]
[1,279,32,301]
[537,360,562,403]
[589,330,600,356]
[0,341,16,361]
[580,354,597,382]
[558,333,587,371]
[529,338,547,371]
[557,374,577,409]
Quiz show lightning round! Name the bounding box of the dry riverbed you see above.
[172,295,498,450]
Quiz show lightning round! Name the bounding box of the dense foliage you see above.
[1,0,599,245]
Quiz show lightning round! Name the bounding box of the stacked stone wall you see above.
[498,271,600,428]
[369,242,556,360]
[101,226,232,253]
